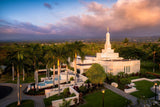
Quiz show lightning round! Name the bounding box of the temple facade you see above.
[71,29,140,75]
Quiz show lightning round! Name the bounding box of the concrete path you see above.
[104,83,137,105]
[0,83,45,107]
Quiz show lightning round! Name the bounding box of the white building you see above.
[71,29,140,75]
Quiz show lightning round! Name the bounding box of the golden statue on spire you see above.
[107,27,109,32]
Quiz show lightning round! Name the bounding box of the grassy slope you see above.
[79,89,129,107]
[131,80,155,98]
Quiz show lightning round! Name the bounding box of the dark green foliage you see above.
[123,37,129,44]
[44,92,75,107]
[79,85,87,94]
[70,77,74,81]
[63,88,70,97]
[59,99,71,107]
[119,78,131,86]
[116,46,145,60]
[86,63,106,84]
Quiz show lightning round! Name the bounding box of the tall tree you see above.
[7,44,17,81]
[86,63,106,85]
[70,41,85,84]
[26,43,42,91]
[122,37,129,45]
[54,45,66,95]
[44,44,57,87]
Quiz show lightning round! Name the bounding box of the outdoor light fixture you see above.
[102,89,105,107]
[154,82,157,101]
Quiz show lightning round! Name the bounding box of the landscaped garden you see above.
[44,88,76,107]
[131,80,155,98]
[6,100,34,107]
[79,89,130,107]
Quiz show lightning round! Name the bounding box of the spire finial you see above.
[107,27,109,32]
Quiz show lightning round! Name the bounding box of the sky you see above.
[0,0,160,41]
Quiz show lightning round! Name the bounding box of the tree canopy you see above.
[86,63,106,84]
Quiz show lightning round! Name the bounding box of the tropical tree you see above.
[9,44,24,105]
[63,43,73,83]
[86,63,106,85]
[143,43,159,72]
[7,45,17,81]
[123,37,129,45]
[70,41,85,84]
[26,43,43,91]
[54,44,66,95]
[44,44,57,87]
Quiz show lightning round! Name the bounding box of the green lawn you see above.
[131,80,155,98]
[79,89,129,107]
[6,100,34,107]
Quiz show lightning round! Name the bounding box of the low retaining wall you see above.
[131,78,160,83]
[52,86,79,107]
[124,87,137,93]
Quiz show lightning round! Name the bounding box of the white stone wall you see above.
[52,86,79,107]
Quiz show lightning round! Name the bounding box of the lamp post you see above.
[155,82,157,101]
[20,84,22,102]
[102,89,105,107]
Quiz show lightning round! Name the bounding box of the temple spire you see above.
[107,27,109,32]
[105,27,111,50]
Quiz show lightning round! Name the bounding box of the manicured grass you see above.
[79,89,129,107]
[6,100,34,107]
[128,76,140,81]
[131,80,155,98]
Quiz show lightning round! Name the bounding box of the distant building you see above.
[71,29,140,75]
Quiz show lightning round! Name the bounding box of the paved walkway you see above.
[104,83,137,105]
[0,83,45,107]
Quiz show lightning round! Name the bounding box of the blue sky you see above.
[0,0,160,41]
[0,0,116,26]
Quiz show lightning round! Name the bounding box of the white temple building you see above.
[71,29,140,75]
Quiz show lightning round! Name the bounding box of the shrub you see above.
[70,77,74,81]
[120,78,131,86]
[63,88,70,97]
[79,85,87,94]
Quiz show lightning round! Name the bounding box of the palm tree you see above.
[7,45,17,81]
[44,44,57,87]
[54,45,66,95]
[63,43,73,84]
[17,50,23,105]
[10,44,24,105]
[26,43,43,91]
[144,43,159,72]
[70,41,85,84]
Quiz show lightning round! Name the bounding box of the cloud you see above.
[44,3,52,9]
[0,20,56,35]
[1,0,160,41]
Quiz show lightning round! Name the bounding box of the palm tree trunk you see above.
[53,65,55,87]
[17,66,20,105]
[23,68,25,81]
[12,63,14,81]
[58,59,60,95]
[46,65,47,78]
[35,70,39,91]
[66,65,68,83]
[48,68,50,79]
[74,53,77,84]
